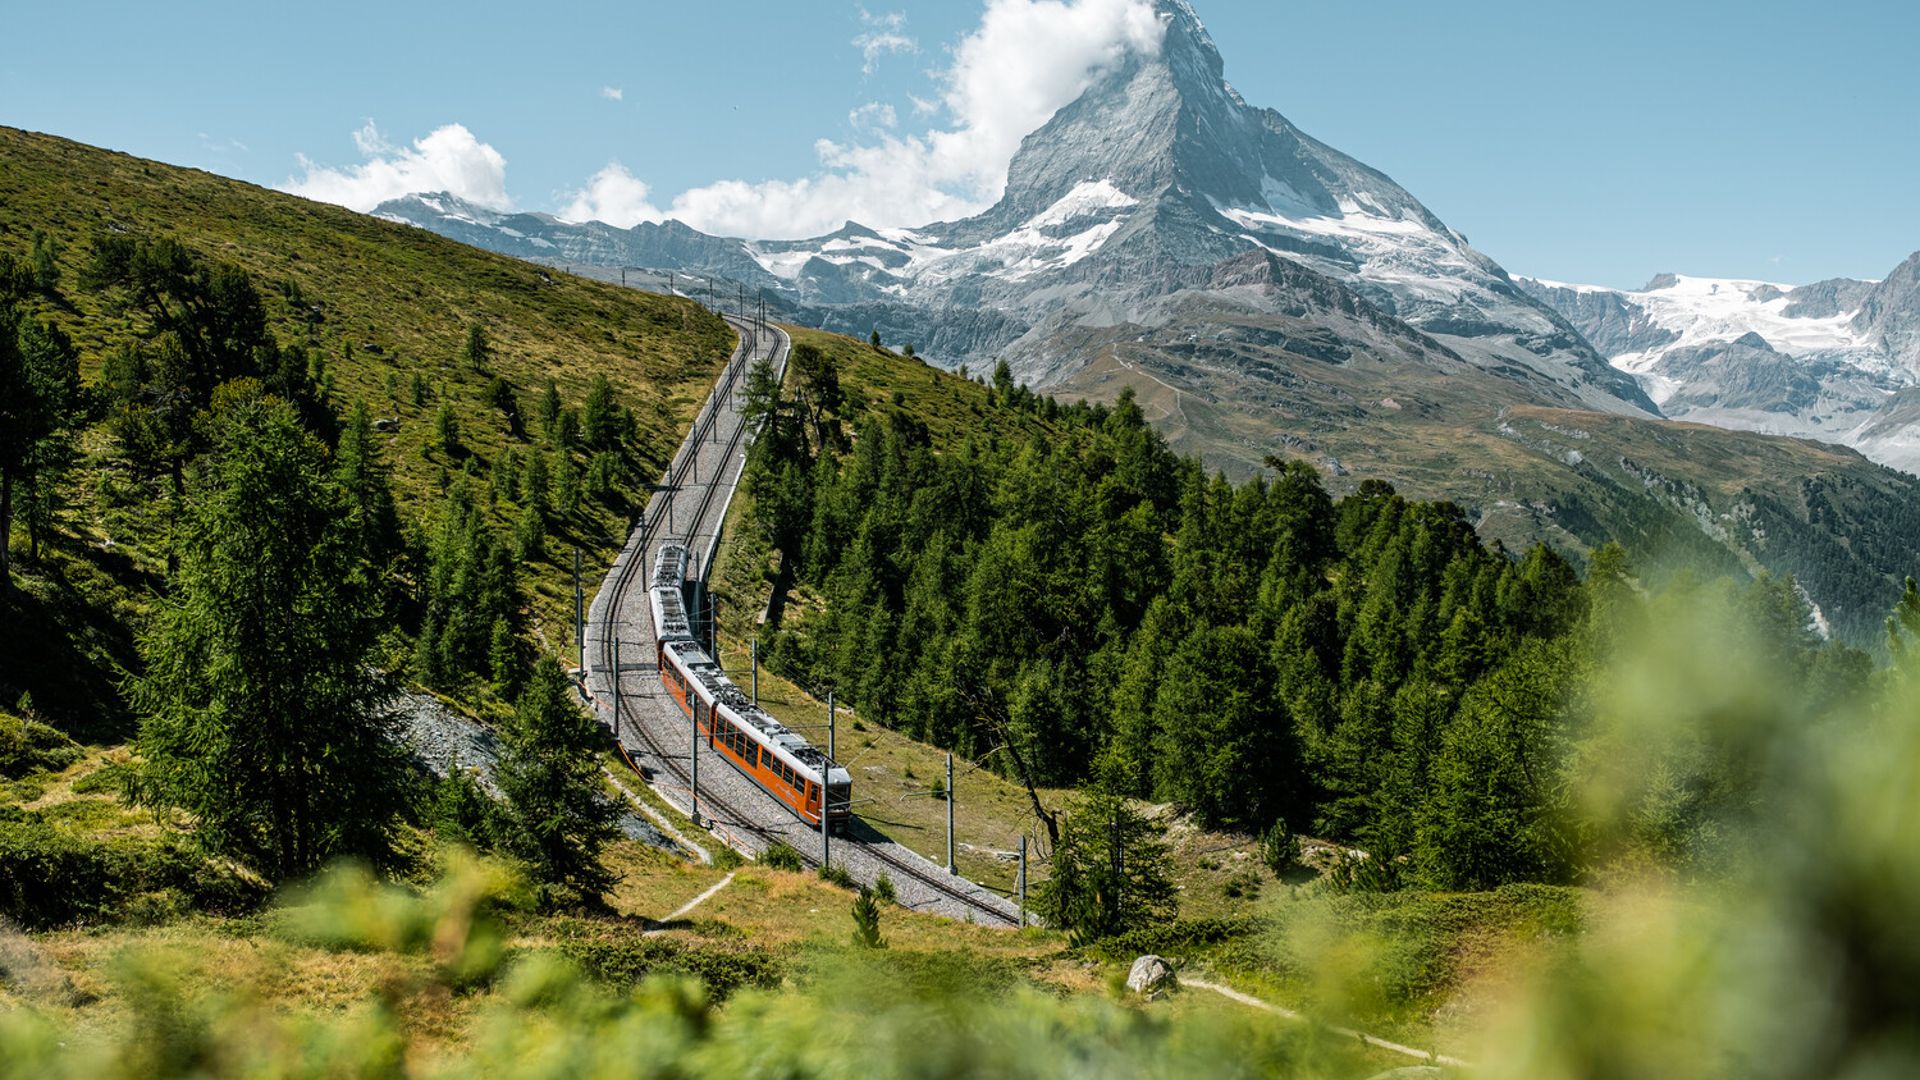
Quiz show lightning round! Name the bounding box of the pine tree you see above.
[132,397,408,878]
[1033,788,1176,942]
[850,887,885,948]
[417,484,519,688]
[334,401,404,613]
[1889,576,1920,670]
[538,378,562,436]
[0,308,82,589]
[435,402,461,458]
[485,376,522,438]
[29,231,61,294]
[553,453,581,516]
[514,502,545,562]
[496,657,621,910]
[464,322,491,373]
[1150,625,1289,828]
[582,374,622,450]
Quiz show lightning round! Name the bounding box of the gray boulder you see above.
[1126,954,1176,995]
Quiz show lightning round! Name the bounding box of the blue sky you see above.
[3,0,1914,289]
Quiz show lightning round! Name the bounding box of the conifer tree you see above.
[0,307,82,589]
[133,397,407,878]
[851,887,885,948]
[464,322,491,373]
[1033,788,1176,943]
[538,378,562,436]
[496,657,620,910]
[582,374,622,450]
[334,401,404,612]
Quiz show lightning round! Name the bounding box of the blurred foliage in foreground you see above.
[0,853,1367,1079]
[9,583,1920,1078]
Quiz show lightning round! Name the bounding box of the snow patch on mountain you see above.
[1606,275,1870,373]
[1520,267,1920,474]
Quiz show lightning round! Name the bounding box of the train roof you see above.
[662,638,843,781]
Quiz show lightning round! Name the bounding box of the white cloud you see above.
[295,1,1167,241]
[283,120,510,212]
[652,0,1165,239]
[601,85,624,102]
[853,8,917,75]
[849,102,898,132]
[559,163,665,228]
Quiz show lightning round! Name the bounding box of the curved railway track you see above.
[587,311,1020,927]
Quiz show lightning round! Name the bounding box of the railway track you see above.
[586,310,1021,927]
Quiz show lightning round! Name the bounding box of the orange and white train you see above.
[650,543,852,833]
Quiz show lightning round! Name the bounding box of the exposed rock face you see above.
[1854,251,1920,367]
[1127,954,1176,995]
[1786,277,1878,320]
[376,0,1654,417]
[1518,279,1679,357]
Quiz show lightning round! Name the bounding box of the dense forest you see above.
[745,349,1888,890]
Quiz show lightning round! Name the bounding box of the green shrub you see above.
[759,840,803,871]
[0,713,85,779]
[818,863,854,889]
[0,818,268,929]
[1221,870,1262,900]
[1081,917,1263,963]
[872,871,897,905]
[557,929,785,1002]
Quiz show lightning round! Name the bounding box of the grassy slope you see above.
[0,126,735,730]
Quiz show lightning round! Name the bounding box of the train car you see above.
[650,544,852,833]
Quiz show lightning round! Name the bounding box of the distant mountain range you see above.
[366,0,1920,643]
[1520,255,1920,472]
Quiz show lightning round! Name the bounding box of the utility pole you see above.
[611,635,622,742]
[827,691,837,872]
[751,636,759,705]
[691,699,701,828]
[1018,835,1028,927]
[946,752,956,875]
[573,547,584,674]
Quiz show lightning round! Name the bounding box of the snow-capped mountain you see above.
[376,0,1651,417]
[1520,260,1920,473]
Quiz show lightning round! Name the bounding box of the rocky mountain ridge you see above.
[1520,256,1920,473]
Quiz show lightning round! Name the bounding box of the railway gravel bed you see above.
[395,688,680,855]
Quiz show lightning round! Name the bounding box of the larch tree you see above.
[495,656,621,910]
[0,299,82,590]
[133,395,409,878]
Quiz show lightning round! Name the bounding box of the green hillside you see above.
[0,125,733,733]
